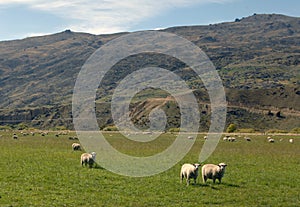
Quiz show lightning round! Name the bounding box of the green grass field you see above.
[0,131,299,207]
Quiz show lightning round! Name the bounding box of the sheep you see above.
[21,131,29,136]
[289,138,294,143]
[81,152,97,168]
[202,163,227,184]
[268,138,275,143]
[227,137,236,142]
[223,137,228,141]
[12,133,18,139]
[180,163,201,186]
[244,137,251,141]
[187,136,194,140]
[72,143,81,151]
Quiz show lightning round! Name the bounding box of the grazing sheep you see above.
[21,131,29,136]
[228,137,236,142]
[187,136,194,140]
[223,137,228,141]
[72,143,81,151]
[202,163,227,184]
[244,137,251,141]
[204,136,208,140]
[180,163,201,186]
[289,138,294,143]
[81,152,97,168]
[268,138,275,143]
[12,133,18,139]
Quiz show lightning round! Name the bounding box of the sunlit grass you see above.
[0,131,299,206]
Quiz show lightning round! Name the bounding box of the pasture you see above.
[0,131,299,207]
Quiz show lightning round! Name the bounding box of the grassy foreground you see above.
[0,131,299,207]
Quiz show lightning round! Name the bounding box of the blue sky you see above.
[0,0,299,41]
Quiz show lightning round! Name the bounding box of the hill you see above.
[0,14,299,131]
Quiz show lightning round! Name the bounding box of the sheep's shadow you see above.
[222,182,240,188]
[195,182,240,190]
[93,164,105,170]
[185,183,219,190]
[81,164,105,170]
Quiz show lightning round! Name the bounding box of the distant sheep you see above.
[180,163,201,186]
[72,143,81,151]
[244,137,251,141]
[81,152,97,168]
[227,137,236,142]
[289,138,294,143]
[202,163,227,184]
[21,131,29,136]
[187,136,194,140]
[268,138,275,143]
[12,133,18,139]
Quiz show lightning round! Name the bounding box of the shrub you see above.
[17,123,28,130]
[290,127,300,134]
[103,126,118,131]
[226,123,237,133]
[168,128,180,133]
[55,126,67,131]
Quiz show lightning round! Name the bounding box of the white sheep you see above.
[72,143,81,151]
[244,137,251,141]
[180,163,201,186]
[289,138,294,143]
[202,163,227,184]
[12,133,18,139]
[187,136,194,140]
[268,138,275,143]
[228,137,236,142]
[81,152,97,168]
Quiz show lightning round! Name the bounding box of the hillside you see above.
[0,13,299,131]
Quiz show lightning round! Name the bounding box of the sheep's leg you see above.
[180,174,184,184]
[202,176,207,183]
[218,178,222,184]
[213,178,216,184]
[186,178,190,186]
[194,178,197,185]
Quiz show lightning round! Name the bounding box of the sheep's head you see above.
[193,163,201,169]
[218,163,227,171]
[90,152,97,160]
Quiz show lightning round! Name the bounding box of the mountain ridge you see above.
[0,13,299,131]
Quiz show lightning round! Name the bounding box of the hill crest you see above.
[0,13,299,131]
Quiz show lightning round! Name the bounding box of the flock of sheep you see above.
[10,131,98,169]
[7,131,296,184]
[218,135,294,143]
